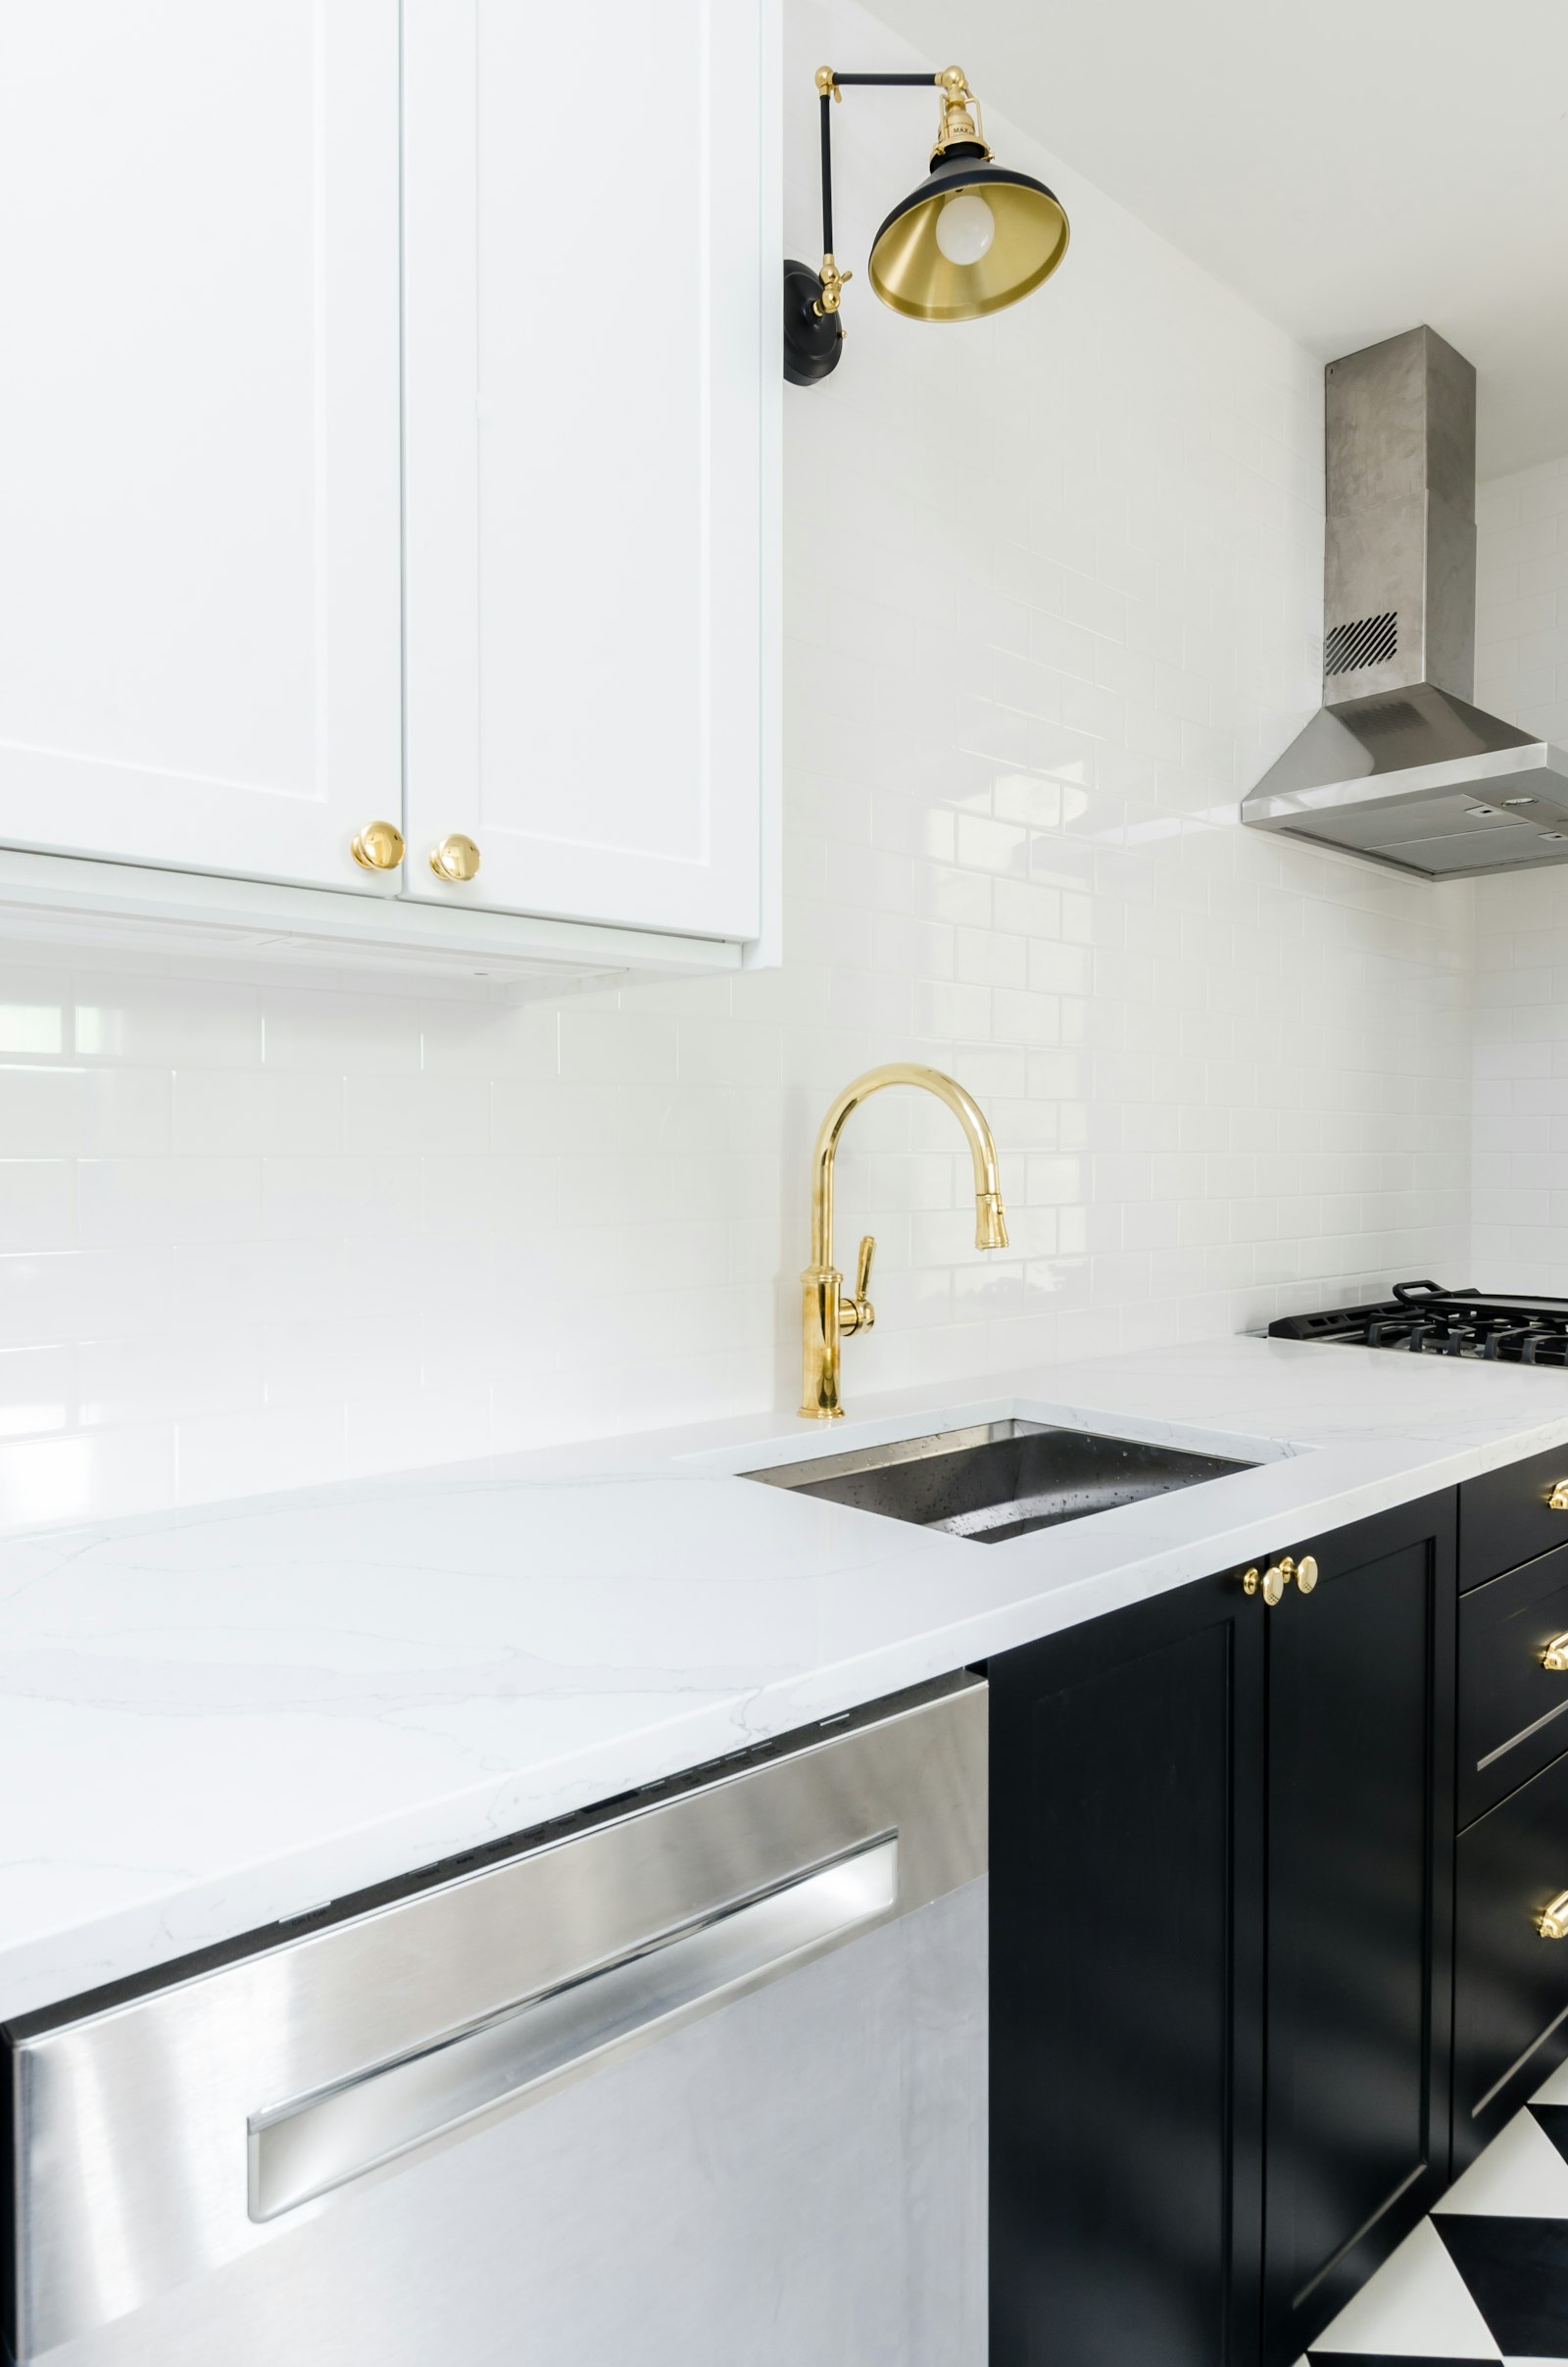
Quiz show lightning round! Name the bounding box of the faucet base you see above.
[799,1267,846,1420]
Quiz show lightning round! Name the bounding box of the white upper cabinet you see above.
[0,1,775,970]
[401,0,771,942]
[0,3,404,897]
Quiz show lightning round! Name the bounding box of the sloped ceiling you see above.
[866,0,1568,478]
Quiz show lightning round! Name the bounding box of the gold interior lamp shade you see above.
[869,157,1070,323]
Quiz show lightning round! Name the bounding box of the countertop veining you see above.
[4,1333,1568,2023]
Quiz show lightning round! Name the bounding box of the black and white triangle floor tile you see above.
[1305,2053,1568,2364]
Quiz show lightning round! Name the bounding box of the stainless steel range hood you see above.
[1243,325,1568,878]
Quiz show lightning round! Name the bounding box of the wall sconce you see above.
[783,64,1070,387]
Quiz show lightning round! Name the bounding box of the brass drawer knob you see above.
[429,833,482,884]
[1242,1553,1317,1607]
[1549,1482,1568,1511]
[1541,1889,1568,1940]
[1543,1634,1568,1673]
[350,819,406,871]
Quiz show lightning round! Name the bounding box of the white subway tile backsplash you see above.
[263,988,420,1075]
[75,975,260,1068]
[77,1156,260,1247]
[260,1155,420,1243]
[0,1345,71,1438]
[0,1064,170,1156]
[339,1074,486,1156]
[0,1163,73,1251]
[77,1329,262,1428]
[174,1069,342,1156]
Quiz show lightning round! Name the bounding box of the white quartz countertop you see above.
[6,1333,1568,2023]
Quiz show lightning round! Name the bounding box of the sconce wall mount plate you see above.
[783,64,1069,387]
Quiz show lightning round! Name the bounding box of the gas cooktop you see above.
[1270,1281,1568,1365]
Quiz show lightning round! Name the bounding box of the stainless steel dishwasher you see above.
[3,1673,987,2367]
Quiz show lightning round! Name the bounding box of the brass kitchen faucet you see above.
[799,1063,1009,1419]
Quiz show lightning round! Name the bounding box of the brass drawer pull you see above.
[1544,1634,1568,1673]
[1549,1481,1568,1511]
[1540,1889,1568,1940]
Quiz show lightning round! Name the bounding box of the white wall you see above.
[1472,458,1568,1291]
[0,0,1476,1531]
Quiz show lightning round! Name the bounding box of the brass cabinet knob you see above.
[1543,1634,1568,1673]
[1244,1553,1315,1607]
[429,833,482,883]
[1550,1482,1568,1511]
[350,819,406,870]
[1540,1889,1568,1940]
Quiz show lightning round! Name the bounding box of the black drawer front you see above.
[1455,1749,1568,2145]
[1461,1445,1568,1590]
[1459,1544,1568,1823]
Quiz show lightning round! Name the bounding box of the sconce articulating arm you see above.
[783,66,985,386]
[799,1062,1009,1420]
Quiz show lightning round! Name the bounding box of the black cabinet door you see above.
[1260,1494,1456,2365]
[990,1569,1266,2367]
[1455,1747,1568,2160]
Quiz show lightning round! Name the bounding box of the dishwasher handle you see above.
[250,1833,899,2221]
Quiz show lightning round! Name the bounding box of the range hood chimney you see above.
[1243,325,1568,877]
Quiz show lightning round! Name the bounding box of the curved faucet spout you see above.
[800,1062,1009,1420]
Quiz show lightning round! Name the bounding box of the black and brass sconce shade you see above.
[784,64,1069,386]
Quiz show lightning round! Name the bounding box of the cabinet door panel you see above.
[1455,1748,1568,2158]
[0,2,402,893]
[1262,1501,1455,2364]
[991,1578,1265,2367]
[403,0,769,939]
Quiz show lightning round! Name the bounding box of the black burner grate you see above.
[1269,1281,1568,1364]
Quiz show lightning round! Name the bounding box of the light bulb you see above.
[933,190,996,267]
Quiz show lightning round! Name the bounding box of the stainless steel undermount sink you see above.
[745,1418,1254,1546]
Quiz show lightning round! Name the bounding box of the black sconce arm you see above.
[784,67,951,385]
[812,72,940,315]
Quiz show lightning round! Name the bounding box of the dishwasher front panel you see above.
[5,1672,986,2367]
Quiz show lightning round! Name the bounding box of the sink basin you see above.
[745,1418,1254,1546]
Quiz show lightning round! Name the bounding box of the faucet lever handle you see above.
[839,1234,877,1338]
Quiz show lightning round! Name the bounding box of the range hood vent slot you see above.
[1325,612,1397,676]
[1243,325,1568,878]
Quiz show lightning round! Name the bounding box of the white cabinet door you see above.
[0,3,402,895]
[403,0,770,941]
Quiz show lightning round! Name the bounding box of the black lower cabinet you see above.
[1260,1496,1455,2362]
[991,1489,1456,2367]
[990,1571,1266,2367]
